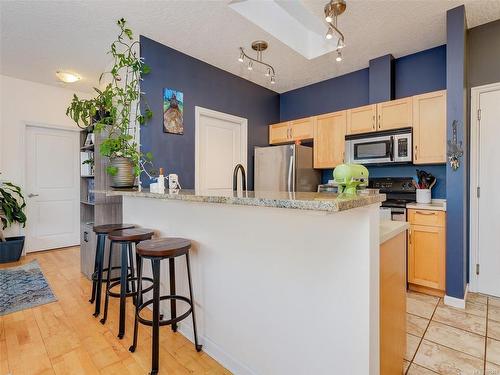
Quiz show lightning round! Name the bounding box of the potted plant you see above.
[0,179,27,263]
[66,18,153,187]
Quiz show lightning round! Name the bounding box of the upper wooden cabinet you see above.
[377,97,413,131]
[313,111,347,169]
[346,104,377,135]
[413,90,447,164]
[269,121,291,144]
[269,117,314,144]
[290,117,314,141]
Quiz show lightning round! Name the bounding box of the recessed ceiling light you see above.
[56,71,81,83]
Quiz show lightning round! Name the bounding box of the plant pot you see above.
[0,236,25,263]
[110,157,136,188]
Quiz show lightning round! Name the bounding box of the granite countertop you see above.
[406,199,446,212]
[106,188,386,213]
[379,220,410,244]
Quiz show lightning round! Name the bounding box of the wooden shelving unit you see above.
[79,129,122,279]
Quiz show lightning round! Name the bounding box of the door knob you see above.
[28,193,39,198]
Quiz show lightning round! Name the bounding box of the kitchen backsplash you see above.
[321,164,446,199]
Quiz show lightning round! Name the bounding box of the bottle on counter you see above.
[157,167,165,194]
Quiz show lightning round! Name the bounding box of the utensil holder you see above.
[416,189,431,204]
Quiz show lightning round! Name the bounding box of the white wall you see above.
[0,74,89,236]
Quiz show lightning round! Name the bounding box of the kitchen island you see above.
[108,189,387,375]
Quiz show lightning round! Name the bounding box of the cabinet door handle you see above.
[378,114,381,129]
[372,115,375,130]
[84,231,89,242]
[415,145,418,160]
[408,229,411,245]
[415,210,436,216]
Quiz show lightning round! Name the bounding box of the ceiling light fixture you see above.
[324,0,346,59]
[238,40,276,85]
[336,51,342,62]
[56,71,81,83]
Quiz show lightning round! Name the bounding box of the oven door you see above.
[346,135,394,165]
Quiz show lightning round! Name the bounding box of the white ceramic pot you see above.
[416,189,432,204]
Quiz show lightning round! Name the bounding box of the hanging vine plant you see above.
[67,18,153,184]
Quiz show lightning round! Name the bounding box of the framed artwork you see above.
[163,88,184,134]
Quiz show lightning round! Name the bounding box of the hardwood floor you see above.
[0,247,230,375]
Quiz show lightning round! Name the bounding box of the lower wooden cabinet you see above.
[380,231,407,375]
[313,111,346,168]
[408,209,446,295]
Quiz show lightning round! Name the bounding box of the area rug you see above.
[0,259,57,316]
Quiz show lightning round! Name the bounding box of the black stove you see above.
[369,177,416,209]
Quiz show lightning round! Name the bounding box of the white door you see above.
[476,87,500,297]
[25,125,80,252]
[195,107,247,191]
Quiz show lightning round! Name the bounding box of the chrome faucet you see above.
[233,164,247,191]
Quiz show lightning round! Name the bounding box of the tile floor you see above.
[404,291,500,375]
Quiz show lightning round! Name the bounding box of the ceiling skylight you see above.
[229,0,340,60]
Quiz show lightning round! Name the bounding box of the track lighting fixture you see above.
[237,41,277,85]
[324,0,346,61]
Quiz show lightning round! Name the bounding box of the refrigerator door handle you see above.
[287,154,294,192]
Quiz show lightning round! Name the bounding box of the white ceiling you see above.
[1,0,500,94]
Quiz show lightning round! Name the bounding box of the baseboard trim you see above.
[177,322,257,375]
[444,284,468,309]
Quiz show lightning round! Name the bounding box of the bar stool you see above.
[129,238,202,375]
[90,223,135,317]
[100,228,155,339]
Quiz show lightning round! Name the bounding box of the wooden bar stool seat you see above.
[129,238,202,375]
[101,228,155,339]
[89,223,136,317]
[108,228,156,242]
[135,238,191,258]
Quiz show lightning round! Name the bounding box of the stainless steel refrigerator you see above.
[254,145,321,192]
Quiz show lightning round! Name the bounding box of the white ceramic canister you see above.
[416,189,432,204]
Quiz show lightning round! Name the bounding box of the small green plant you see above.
[0,179,26,242]
[66,18,153,177]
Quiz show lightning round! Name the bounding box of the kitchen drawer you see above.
[408,209,445,227]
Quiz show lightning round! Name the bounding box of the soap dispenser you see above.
[157,167,165,194]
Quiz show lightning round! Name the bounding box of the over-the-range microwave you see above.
[345,127,412,165]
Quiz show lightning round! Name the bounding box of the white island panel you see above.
[123,195,380,375]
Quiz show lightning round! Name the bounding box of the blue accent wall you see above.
[279,68,369,121]
[140,36,280,189]
[281,45,447,198]
[445,6,468,299]
[369,54,394,104]
[394,45,447,98]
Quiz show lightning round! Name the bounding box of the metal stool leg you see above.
[186,253,202,352]
[151,258,161,375]
[100,240,114,325]
[129,253,143,353]
[118,242,129,339]
[93,234,106,317]
[128,242,137,305]
[89,234,103,303]
[169,257,177,332]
